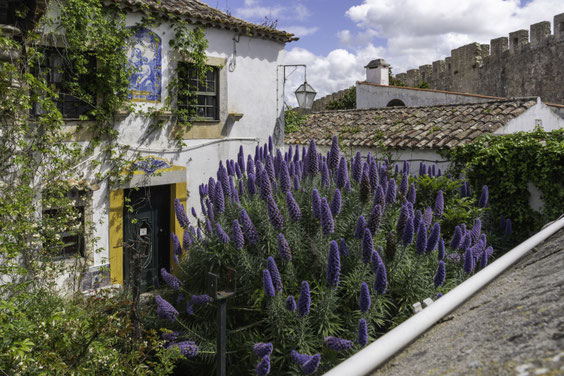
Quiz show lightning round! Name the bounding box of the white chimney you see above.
[365,58,390,86]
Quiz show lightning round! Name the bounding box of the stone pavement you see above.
[371,228,564,376]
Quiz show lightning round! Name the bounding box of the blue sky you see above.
[202,0,562,105]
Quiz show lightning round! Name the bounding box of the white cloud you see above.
[235,0,311,22]
[295,4,310,21]
[283,26,319,37]
[236,6,284,19]
[282,0,564,106]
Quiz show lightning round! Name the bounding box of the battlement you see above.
[395,13,564,104]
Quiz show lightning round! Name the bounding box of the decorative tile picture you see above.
[127,27,162,103]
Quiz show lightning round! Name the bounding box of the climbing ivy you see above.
[442,128,564,242]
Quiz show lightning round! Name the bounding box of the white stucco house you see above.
[16,0,297,292]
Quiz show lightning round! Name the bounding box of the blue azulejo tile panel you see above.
[127,27,162,103]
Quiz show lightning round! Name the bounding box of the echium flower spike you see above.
[255,355,270,376]
[191,294,213,305]
[374,263,388,295]
[267,195,284,230]
[247,173,257,196]
[254,342,273,357]
[329,135,340,171]
[399,173,409,197]
[321,160,330,188]
[471,218,482,242]
[479,250,489,270]
[416,222,427,255]
[170,341,199,358]
[359,282,371,313]
[463,248,474,274]
[214,183,225,213]
[371,249,383,274]
[478,185,489,208]
[357,318,368,347]
[171,232,182,255]
[402,216,414,246]
[362,228,374,264]
[423,207,433,228]
[285,191,302,221]
[355,215,367,239]
[336,156,349,189]
[267,256,283,291]
[373,185,385,208]
[232,220,245,250]
[279,159,291,194]
[215,223,230,244]
[265,155,275,183]
[396,203,409,234]
[504,218,512,238]
[262,269,275,297]
[386,178,397,204]
[240,209,259,244]
[325,336,353,351]
[367,204,383,234]
[369,161,379,191]
[434,260,446,288]
[160,268,182,290]
[360,169,371,203]
[155,295,179,322]
[298,281,311,317]
[301,354,321,375]
[278,233,292,262]
[330,188,342,217]
[259,170,272,200]
[326,241,341,286]
[427,222,441,253]
[286,295,296,311]
[320,197,335,235]
[174,198,190,228]
[351,151,362,182]
[306,139,319,176]
[407,182,416,204]
[247,155,255,176]
[450,226,462,249]
[311,189,321,219]
[339,238,349,257]
[437,237,445,261]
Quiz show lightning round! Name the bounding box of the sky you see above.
[202,0,564,106]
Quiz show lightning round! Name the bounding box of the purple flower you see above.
[320,198,335,235]
[327,241,341,286]
[191,207,197,218]
[291,350,311,366]
[293,175,300,190]
[232,220,245,250]
[402,216,414,246]
[423,207,433,228]
[217,161,229,196]
[399,173,409,197]
[450,226,462,249]
[254,342,273,357]
[298,281,311,317]
[162,331,180,342]
[311,189,321,219]
[367,204,383,235]
[504,218,512,238]
[183,229,193,251]
[416,222,427,255]
[205,218,213,234]
[191,294,213,305]
[255,355,270,376]
[302,354,321,374]
[263,269,275,297]
[374,263,388,295]
[358,318,368,346]
[286,295,296,311]
[238,179,245,198]
[174,198,190,228]
[329,135,340,171]
[437,292,443,299]
[259,170,272,200]
[427,222,441,252]
[186,301,194,315]
[479,250,489,269]
[478,185,489,208]
[155,295,179,322]
[247,173,257,196]
[265,155,275,183]
[460,233,471,250]
[321,160,330,188]
[336,156,350,190]
[434,261,446,288]
[355,215,366,239]
[267,256,283,291]
[279,159,291,194]
[369,161,379,191]
[437,237,445,260]
[371,249,383,274]
[338,238,348,257]
[396,203,409,234]
[330,189,342,217]
[214,183,225,213]
[160,268,182,290]
[240,209,259,244]
[170,341,199,358]
[352,151,362,182]
[267,195,284,230]
[373,185,385,208]
[463,248,474,274]
[306,139,319,176]
[325,336,353,351]
[247,155,255,176]
[171,232,182,255]
[360,169,371,203]
[278,233,292,262]
[407,182,416,204]
[362,228,374,264]
[359,282,371,313]
[215,223,230,243]
[285,191,302,222]
[385,178,397,204]
[471,218,482,242]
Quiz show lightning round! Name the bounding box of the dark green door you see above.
[123,185,170,293]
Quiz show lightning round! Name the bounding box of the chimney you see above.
[364,58,390,85]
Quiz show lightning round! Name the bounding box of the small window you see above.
[387,99,406,107]
[177,63,219,121]
[33,48,96,119]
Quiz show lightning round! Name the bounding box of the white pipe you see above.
[117,137,260,154]
[324,215,564,376]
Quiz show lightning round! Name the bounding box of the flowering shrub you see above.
[156,137,495,374]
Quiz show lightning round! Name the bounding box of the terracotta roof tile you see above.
[286,98,537,150]
[113,0,297,43]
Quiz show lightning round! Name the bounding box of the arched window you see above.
[387,99,406,107]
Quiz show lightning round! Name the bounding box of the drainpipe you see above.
[324,215,564,376]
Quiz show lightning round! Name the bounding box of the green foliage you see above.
[155,145,492,374]
[443,128,564,243]
[284,107,308,134]
[417,81,430,89]
[388,69,405,87]
[326,87,356,110]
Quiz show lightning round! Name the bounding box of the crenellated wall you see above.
[395,13,564,104]
[311,87,351,111]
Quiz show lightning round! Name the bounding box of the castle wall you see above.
[395,13,564,105]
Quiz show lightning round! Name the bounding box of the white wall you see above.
[495,98,564,134]
[86,12,286,270]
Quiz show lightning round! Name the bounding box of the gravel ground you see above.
[371,228,564,376]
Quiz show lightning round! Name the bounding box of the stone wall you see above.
[394,13,564,105]
[311,87,351,111]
